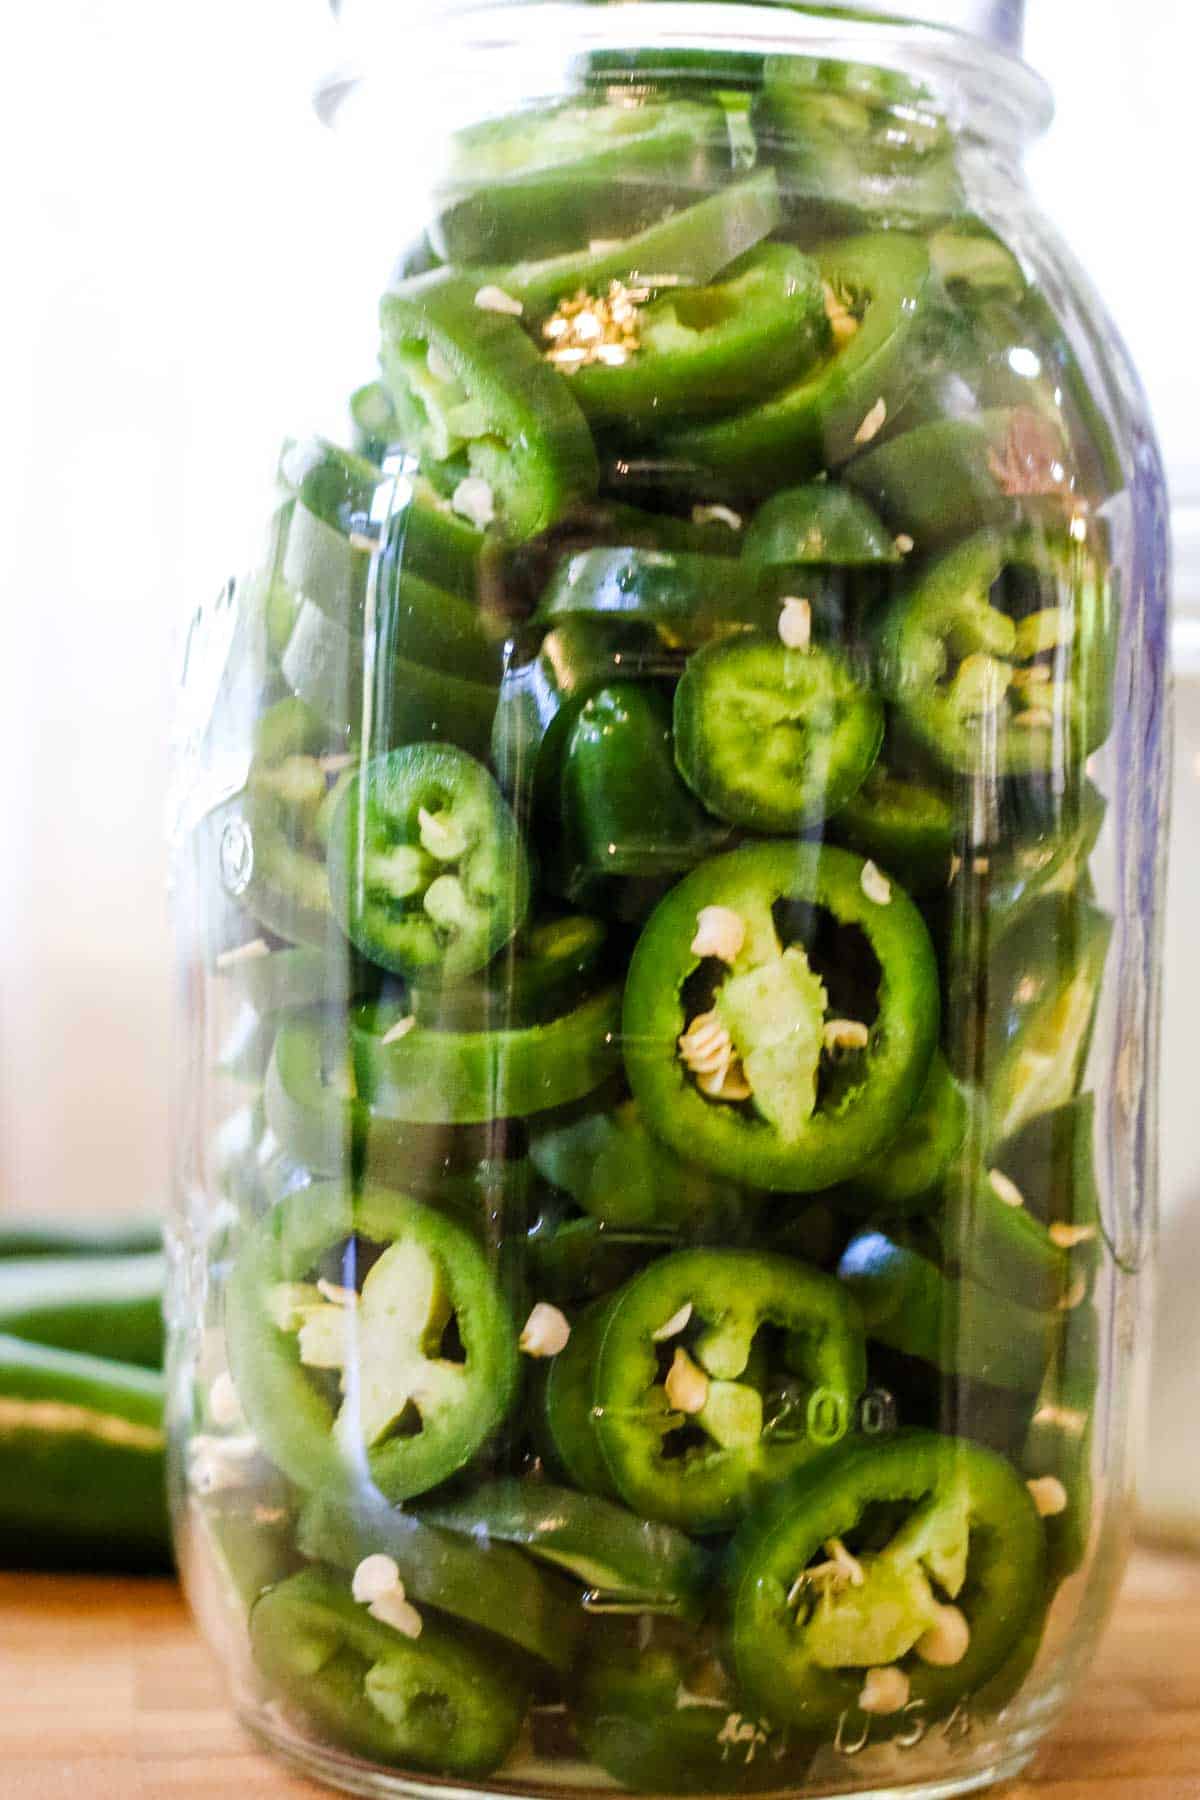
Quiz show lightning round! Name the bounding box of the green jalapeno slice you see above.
[297,1486,583,1672]
[727,1431,1044,1733]
[576,1616,816,1793]
[755,57,964,233]
[877,527,1116,778]
[328,744,530,984]
[351,987,621,1125]
[410,912,609,1030]
[420,1476,711,1620]
[674,634,884,832]
[226,1184,519,1502]
[741,482,901,569]
[535,547,776,641]
[556,245,830,430]
[249,1568,529,1776]
[848,1053,973,1213]
[837,1230,1054,1394]
[665,233,933,491]
[557,684,730,883]
[624,843,938,1191]
[380,270,598,541]
[499,170,782,318]
[432,97,728,265]
[830,757,957,895]
[544,1295,623,1499]
[530,1096,754,1237]
[592,1247,867,1533]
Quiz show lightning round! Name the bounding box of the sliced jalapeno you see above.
[380,270,598,540]
[674,634,884,832]
[576,1616,816,1793]
[848,1052,972,1212]
[624,843,938,1191]
[741,482,901,569]
[665,233,933,490]
[755,57,964,232]
[226,1184,519,1501]
[297,1486,583,1672]
[557,684,730,883]
[727,1431,1044,1733]
[250,1568,528,1776]
[275,591,498,758]
[845,405,1074,544]
[592,1247,866,1534]
[831,756,957,895]
[328,744,530,983]
[420,1477,711,1619]
[433,97,728,264]
[352,988,621,1125]
[535,547,775,642]
[411,913,609,1030]
[544,1295,622,1498]
[559,245,829,429]
[878,527,1116,778]
[530,1097,754,1237]
[837,1229,1054,1394]
[502,169,782,317]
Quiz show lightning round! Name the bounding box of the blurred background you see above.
[3,0,1196,1532]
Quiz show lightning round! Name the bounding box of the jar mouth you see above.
[317,0,1053,149]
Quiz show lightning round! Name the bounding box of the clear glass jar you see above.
[168,5,1171,1797]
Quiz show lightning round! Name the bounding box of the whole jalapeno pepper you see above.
[0,1334,170,1570]
[0,1254,165,1370]
[328,743,531,984]
[249,1568,529,1777]
[591,1247,867,1533]
[225,1184,520,1501]
[673,633,884,833]
[623,842,939,1192]
[877,526,1116,779]
[380,270,598,541]
[726,1431,1045,1734]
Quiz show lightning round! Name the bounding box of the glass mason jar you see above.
[167,3,1171,1797]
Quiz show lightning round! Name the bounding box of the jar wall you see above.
[167,10,1169,1799]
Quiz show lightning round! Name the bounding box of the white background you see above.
[1,0,1194,1222]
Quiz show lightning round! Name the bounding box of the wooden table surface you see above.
[1,1547,1197,1799]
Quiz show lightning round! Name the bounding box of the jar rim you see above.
[316,0,1054,148]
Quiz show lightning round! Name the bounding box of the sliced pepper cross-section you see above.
[673,632,884,832]
[225,1184,520,1502]
[664,232,933,491]
[593,1247,867,1533]
[328,743,531,983]
[727,1431,1045,1733]
[379,269,598,541]
[623,842,939,1191]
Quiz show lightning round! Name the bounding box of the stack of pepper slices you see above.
[192,51,1116,1788]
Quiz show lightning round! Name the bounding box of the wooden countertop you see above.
[2,1547,1197,1799]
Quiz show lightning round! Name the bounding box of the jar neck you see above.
[318,2,1052,155]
